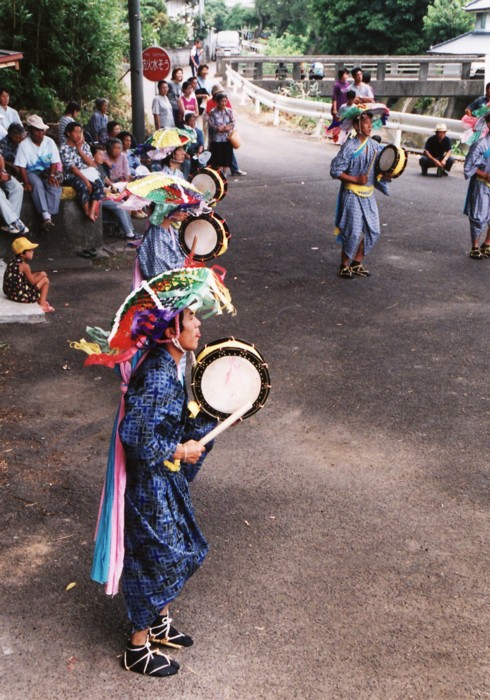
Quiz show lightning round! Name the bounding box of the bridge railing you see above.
[219,54,484,82]
[225,66,466,145]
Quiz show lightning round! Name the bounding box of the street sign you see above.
[142,46,171,82]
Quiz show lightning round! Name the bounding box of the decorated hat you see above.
[121,172,211,225]
[73,266,235,368]
[145,128,192,160]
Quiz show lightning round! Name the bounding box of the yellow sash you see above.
[477,176,490,187]
[345,183,374,197]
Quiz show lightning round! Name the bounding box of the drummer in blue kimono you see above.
[330,111,390,279]
[119,307,217,676]
[463,111,490,259]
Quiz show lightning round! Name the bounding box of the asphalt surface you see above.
[1,105,489,700]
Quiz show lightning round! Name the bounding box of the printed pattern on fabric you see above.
[137,223,185,279]
[2,256,40,303]
[119,347,216,630]
[464,135,490,241]
[330,136,387,259]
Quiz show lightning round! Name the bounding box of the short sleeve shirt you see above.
[14,135,61,171]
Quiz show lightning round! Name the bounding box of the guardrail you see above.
[225,66,466,145]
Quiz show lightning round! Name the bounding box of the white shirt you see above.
[15,135,60,172]
[0,105,22,127]
[151,95,175,128]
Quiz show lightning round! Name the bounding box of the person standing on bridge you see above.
[463,111,490,259]
[330,111,390,279]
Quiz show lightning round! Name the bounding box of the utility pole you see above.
[128,0,145,142]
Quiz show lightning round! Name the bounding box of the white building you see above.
[429,0,489,54]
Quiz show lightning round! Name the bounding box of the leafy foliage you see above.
[140,0,188,49]
[0,0,127,116]
[264,33,310,56]
[423,0,474,46]
[310,0,431,54]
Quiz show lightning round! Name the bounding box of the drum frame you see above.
[190,167,228,203]
[179,213,230,262]
[375,144,408,180]
[191,337,271,421]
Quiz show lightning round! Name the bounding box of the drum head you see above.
[191,337,271,420]
[377,145,397,173]
[190,167,227,202]
[179,215,226,261]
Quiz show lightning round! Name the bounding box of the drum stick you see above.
[199,401,253,446]
[190,235,198,258]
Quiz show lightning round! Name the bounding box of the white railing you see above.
[225,66,466,145]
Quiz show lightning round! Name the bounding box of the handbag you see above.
[228,130,241,149]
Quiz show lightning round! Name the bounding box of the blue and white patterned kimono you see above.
[330,136,389,259]
[464,134,490,243]
[137,223,185,279]
[119,346,217,631]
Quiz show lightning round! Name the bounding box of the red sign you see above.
[142,46,171,82]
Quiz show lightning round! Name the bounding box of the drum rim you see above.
[196,336,265,363]
[190,167,227,202]
[191,338,270,420]
[179,214,226,261]
[375,145,408,179]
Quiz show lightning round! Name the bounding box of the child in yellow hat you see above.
[2,237,54,312]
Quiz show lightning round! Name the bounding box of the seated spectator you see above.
[181,112,204,179]
[60,122,104,222]
[465,83,490,116]
[87,98,109,143]
[119,131,141,176]
[103,137,130,183]
[0,123,26,178]
[420,123,454,176]
[90,143,138,241]
[351,67,374,105]
[0,151,28,234]
[58,101,81,146]
[152,80,175,130]
[178,81,198,125]
[0,87,22,127]
[3,236,53,312]
[107,120,122,139]
[14,115,62,230]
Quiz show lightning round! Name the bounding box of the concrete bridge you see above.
[218,54,485,106]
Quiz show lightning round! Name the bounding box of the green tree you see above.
[141,0,188,49]
[310,0,431,54]
[423,0,474,46]
[227,4,259,31]
[255,0,313,36]
[0,0,126,115]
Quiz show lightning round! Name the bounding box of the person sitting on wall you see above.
[419,123,454,177]
[0,123,26,179]
[0,87,22,127]
[14,115,62,230]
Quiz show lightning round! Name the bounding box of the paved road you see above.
[0,106,489,700]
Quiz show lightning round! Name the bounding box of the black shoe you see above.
[421,169,427,176]
[350,262,371,277]
[149,614,193,649]
[123,640,179,676]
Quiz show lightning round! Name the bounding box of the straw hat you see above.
[435,123,447,132]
